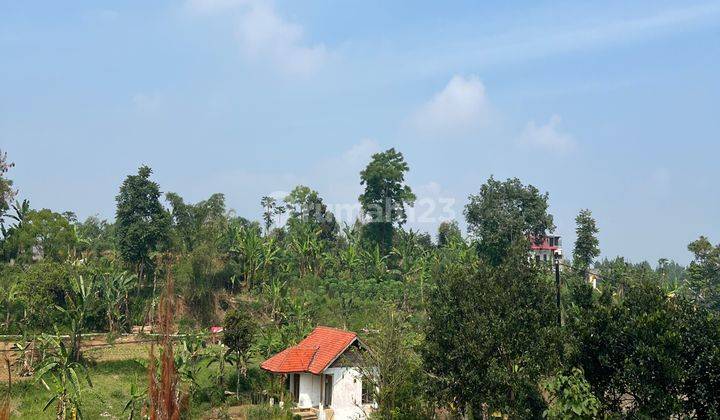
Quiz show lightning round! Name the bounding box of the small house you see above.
[261,326,374,420]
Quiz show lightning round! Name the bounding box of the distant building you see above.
[586,268,601,289]
[529,234,563,264]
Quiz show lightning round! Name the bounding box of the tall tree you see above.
[260,196,284,236]
[166,192,226,252]
[570,277,720,417]
[0,150,16,219]
[423,242,560,417]
[359,148,416,253]
[115,166,170,282]
[223,307,256,399]
[464,176,554,263]
[5,209,77,264]
[284,185,338,242]
[75,215,115,257]
[358,310,431,418]
[572,209,600,273]
[687,236,720,311]
[437,220,462,247]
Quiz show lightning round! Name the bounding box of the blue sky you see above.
[1,0,719,264]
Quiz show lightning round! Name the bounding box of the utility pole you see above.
[554,253,561,327]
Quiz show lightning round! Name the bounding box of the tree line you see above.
[0,148,719,418]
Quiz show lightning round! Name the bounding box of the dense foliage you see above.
[0,146,718,419]
[424,242,561,417]
[465,176,554,263]
[572,209,599,273]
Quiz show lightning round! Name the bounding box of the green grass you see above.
[0,343,278,419]
[2,359,146,419]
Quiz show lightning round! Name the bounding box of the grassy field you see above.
[0,341,220,419]
[0,338,298,420]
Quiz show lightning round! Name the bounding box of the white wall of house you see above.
[325,367,366,420]
[298,373,321,408]
[294,368,369,419]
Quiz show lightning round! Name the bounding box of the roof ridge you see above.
[305,347,319,370]
[314,325,357,336]
[261,326,360,374]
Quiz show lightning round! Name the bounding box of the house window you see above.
[362,379,372,404]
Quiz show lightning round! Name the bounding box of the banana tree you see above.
[337,240,362,278]
[58,274,98,362]
[288,223,323,277]
[98,269,135,335]
[363,245,389,281]
[260,237,280,282]
[391,230,430,308]
[123,382,147,420]
[175,335,211,395]
[262,276,287,323]
[232,227,263,290]
[34,336,92,420]
[0,282,19,333]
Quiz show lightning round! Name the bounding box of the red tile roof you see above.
[260,326,358,374]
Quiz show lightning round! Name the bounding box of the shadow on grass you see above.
[89,358,147,376]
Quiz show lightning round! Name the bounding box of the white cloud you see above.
[409,75,492,137]
[236,2,326,75]
[519,115,575,153]
[338,138,381,168]
[400,3,720,79]
[185,0,327,75]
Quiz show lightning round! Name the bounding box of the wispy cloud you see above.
[185,0,326,75]
[408,75,492,137]
[519,115,575,153]
[408,3,720,76]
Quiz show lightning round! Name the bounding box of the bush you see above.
[16,261,73,331]
[542,368,600,419]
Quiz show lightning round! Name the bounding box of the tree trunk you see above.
[236,359,241,401]
[124,292,131,333]
[219,352,225,392]
[71,321,83,363]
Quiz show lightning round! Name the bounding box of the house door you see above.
[323,374,333,407]
[292,374,300,404]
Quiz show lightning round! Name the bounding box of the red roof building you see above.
[259,326,374,419]
[261,326,359,375]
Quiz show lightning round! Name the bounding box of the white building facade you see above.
[262,326,375,420]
